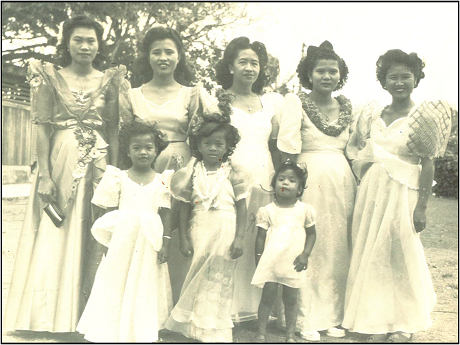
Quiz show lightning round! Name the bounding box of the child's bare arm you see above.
[178,201,193,257]
[254,226,267,266]
[230,198,247,259]
[294,225,316,272]
[158,207,172,264]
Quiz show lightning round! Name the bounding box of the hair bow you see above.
[306,40,334,57]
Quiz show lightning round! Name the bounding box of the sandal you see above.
[366,333,389,343]
[387,332,412,343]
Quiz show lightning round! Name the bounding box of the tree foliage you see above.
[2,2,273,90]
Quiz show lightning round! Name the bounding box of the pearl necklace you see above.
[237,94,258,113]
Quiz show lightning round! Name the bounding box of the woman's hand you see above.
[179,237,193,257]
[294,253,309,272]
[413,206,427,233]
[230,237,244,259]
[158,244,170,264]
[38,176,57,204]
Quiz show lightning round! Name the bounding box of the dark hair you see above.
[119,120,169,169]
[189,119,241,162]
[376,49,425,88]
[215,36,269,94]
[271,160,308,198]
[55,15,106,68]
[297,40,349,91]
[131,27,195,88]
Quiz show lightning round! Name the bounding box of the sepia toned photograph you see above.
[2,2,458,343]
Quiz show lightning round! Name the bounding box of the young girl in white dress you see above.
[76,121,174,342]
[252,160,316,343]
[164,107,249,342]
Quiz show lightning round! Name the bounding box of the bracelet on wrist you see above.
[256,253,262,256]
[163,235,171,240]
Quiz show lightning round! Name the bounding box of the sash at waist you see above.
[353,140,421,190]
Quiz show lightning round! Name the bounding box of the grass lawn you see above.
[2,197,458,343]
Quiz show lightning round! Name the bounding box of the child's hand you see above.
[230,237,244,259]
[294,253,309,272]
[180,238,193,257]
[158,244,170,264]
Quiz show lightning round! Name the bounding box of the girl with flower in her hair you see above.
[343,49,453,343]
[277,41,356,341]
[252,160,316,343]
[164,98,249,342]
[215,36,284,322]
[3,15,126,333]
[119,26,219,303]
[77,121,173,342]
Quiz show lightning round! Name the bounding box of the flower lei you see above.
[192,160,231,211]
[298,92,353,137]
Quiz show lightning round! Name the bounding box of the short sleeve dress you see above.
[3,61,126,332]
[342,100,453,334]
[76,166,174,342]
[165,159,249,342]
[251,201,316,289]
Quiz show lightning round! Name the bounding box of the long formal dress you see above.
[251,201,316,289]
[3,61,126,332]
[342,100,453,334]
[119,83,219,304]
[77,166,173,342]
[165,159,249,342]
[277,92,357,332]
[229,92,283,322]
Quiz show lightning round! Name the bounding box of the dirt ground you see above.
[2,196,458,343]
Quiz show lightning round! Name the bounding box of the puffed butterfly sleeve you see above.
[170,157,198,203]
[27,60,55,124]
[100,65,127,124]
[262,92,285,139]
[303,203,317,228]
[406,100,453,159]
[187,83,220,132]
[118,78,134,124]
[158,169,175,209]
[345,101,377,161]
[277,93,303,154]
[255,206,270,230]
[229,162,250,201]
[91,165,122,209]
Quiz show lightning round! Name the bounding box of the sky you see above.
[225,2,458,107]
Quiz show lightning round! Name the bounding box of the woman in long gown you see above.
[215,36,284,322]
[277,41,356,341]
[3,15,126,332]
[343,49,453,343]
[118,27,219,304]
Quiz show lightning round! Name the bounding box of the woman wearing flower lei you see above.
[277,41,356,341]
[343,49,453,343]
[3,15,126,333]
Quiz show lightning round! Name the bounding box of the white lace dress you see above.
[76,166,174,342]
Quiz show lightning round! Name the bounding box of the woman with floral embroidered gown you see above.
[343,49,453,343]
[118,27,219,304]
[3,15,125,332]
[214,36,284,322]
[277,41,356,341]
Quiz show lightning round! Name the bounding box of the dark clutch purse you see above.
[44,203,65,227]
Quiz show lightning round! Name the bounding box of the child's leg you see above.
[282,285,299,342]
[256,282,278,339]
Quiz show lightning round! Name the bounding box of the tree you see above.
[2,2,252,90]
